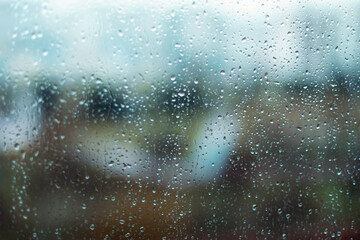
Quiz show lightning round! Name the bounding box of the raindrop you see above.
[252,204,257,211]
[89,224,95,231]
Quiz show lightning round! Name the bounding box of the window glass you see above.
[1,0,360,239]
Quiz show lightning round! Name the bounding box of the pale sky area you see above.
[1,0,359,85]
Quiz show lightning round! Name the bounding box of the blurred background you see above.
[1,0,360,239]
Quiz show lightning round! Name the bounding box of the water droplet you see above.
[252,204,257,211]
[14,143,20,151]
[89,224,95,230]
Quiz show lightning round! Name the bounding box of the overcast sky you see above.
[1,0,359,86]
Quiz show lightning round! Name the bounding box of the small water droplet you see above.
[89,224,95,230]
[252,204,257,211]
[14,143,20,151]
[178,92,185,97]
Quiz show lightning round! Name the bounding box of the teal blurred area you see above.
[1,1,360,239]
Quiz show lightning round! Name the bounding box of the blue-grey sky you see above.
[1,0,359,86]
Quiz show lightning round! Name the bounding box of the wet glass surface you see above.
[0,1,360,239]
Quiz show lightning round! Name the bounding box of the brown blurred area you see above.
[1,79,360,239]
